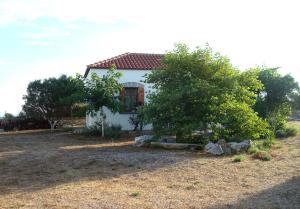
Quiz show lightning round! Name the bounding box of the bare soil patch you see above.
[0,132,299,209]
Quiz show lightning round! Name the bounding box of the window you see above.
[120,87,144,113]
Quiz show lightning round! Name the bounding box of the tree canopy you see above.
[254,67,299,131]
[80,66,122,115]
[23,75,84,130]
[141,44,271,140]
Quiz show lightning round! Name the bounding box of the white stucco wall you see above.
[85,68,153,130]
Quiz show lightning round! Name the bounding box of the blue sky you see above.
[0,0,300,116]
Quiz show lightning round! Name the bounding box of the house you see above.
[84,53,164,130]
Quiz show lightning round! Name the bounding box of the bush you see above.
[233,155,245,162]
[248,146,259,154]
[248,138,275,155]
[81,126,102,136]
[254,151,272,161]
[105,124,122,139]
[62,126,74,132]
[177,133,210,145]
[275,127,297,138]
[0,117,49,131]
[81,122,122,139]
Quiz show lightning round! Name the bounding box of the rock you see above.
[217,139,232,155]
[228,140,251,154]
[158,136,176,143]
[205,139,251,155]
[205,142,224,155]
[150,142,202,150]
[134,135,155,147]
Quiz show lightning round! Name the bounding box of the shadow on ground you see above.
[206,176,300,209]
[0,132,195,195]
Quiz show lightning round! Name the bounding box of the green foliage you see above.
[254,67,299,133]
[129,192,140,197]
[248,138,275,155]
[105,124,122,139]
[78,65,122,116]
[62,126,74,132]
[3,112,14,120]
[215,98,272,140]
[233,155,245,162]
[248,146,259,154]
[23,75,85,129]
[71,103,87,117]
[141,44,270,141]
[81,120,122,139]
[275,126,297,138]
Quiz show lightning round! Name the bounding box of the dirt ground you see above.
[0,131,299,209]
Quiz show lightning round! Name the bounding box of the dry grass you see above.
[0,131,299,209]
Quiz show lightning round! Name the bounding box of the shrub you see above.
[81,122,122,139]
[0,117,49,131]
[254,151,272,161]
[62,126,74,132]
[105,124,122,140]
[248,146,259,154]
[248,138,275,155]
[81,126,102,136]
[233,155,245,162]
[129,192,140,197]
[177,133,210,146]
[275,126,297,138]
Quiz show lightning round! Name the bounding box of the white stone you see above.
[228,140,251,153]
[205,142,224,155]
[134,135,154,147]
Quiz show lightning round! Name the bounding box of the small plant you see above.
[62,126,74,132]
[233,155,245,162]
[254,151,272,161]
[185,185,196,190]
[248,146,259,154]
[275,127,298,138]
[272,142,283,149]
[0,160,7,166]
[105,124,122,139]
[129,192,140,197]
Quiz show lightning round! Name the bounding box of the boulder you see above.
[217,139,232,155]
[150,142,202,150]
[134,135,155,147]
[204,142,224,155]
[228,140,251,154]
[158,136,176,143]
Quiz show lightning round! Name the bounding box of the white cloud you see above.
[0,60,8,65]
[22,31,71,39]
[24,41,51,46]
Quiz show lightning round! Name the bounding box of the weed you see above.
[248,146,259,154]
[0,160,7,166]
[129,192,140,197]
[233,155,245,162]
[254,151,272,161]
[185,185,195,190]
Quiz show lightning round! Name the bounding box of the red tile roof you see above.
[84,53,164,77]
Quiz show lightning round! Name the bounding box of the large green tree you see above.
[141,44,270,141]
[23,75,84,131]
[78,66,122,136]
[254,67,299,131]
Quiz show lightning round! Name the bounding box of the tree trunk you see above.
[101,119,104,137]
[48,120,58,132]
[100,107,105,137]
